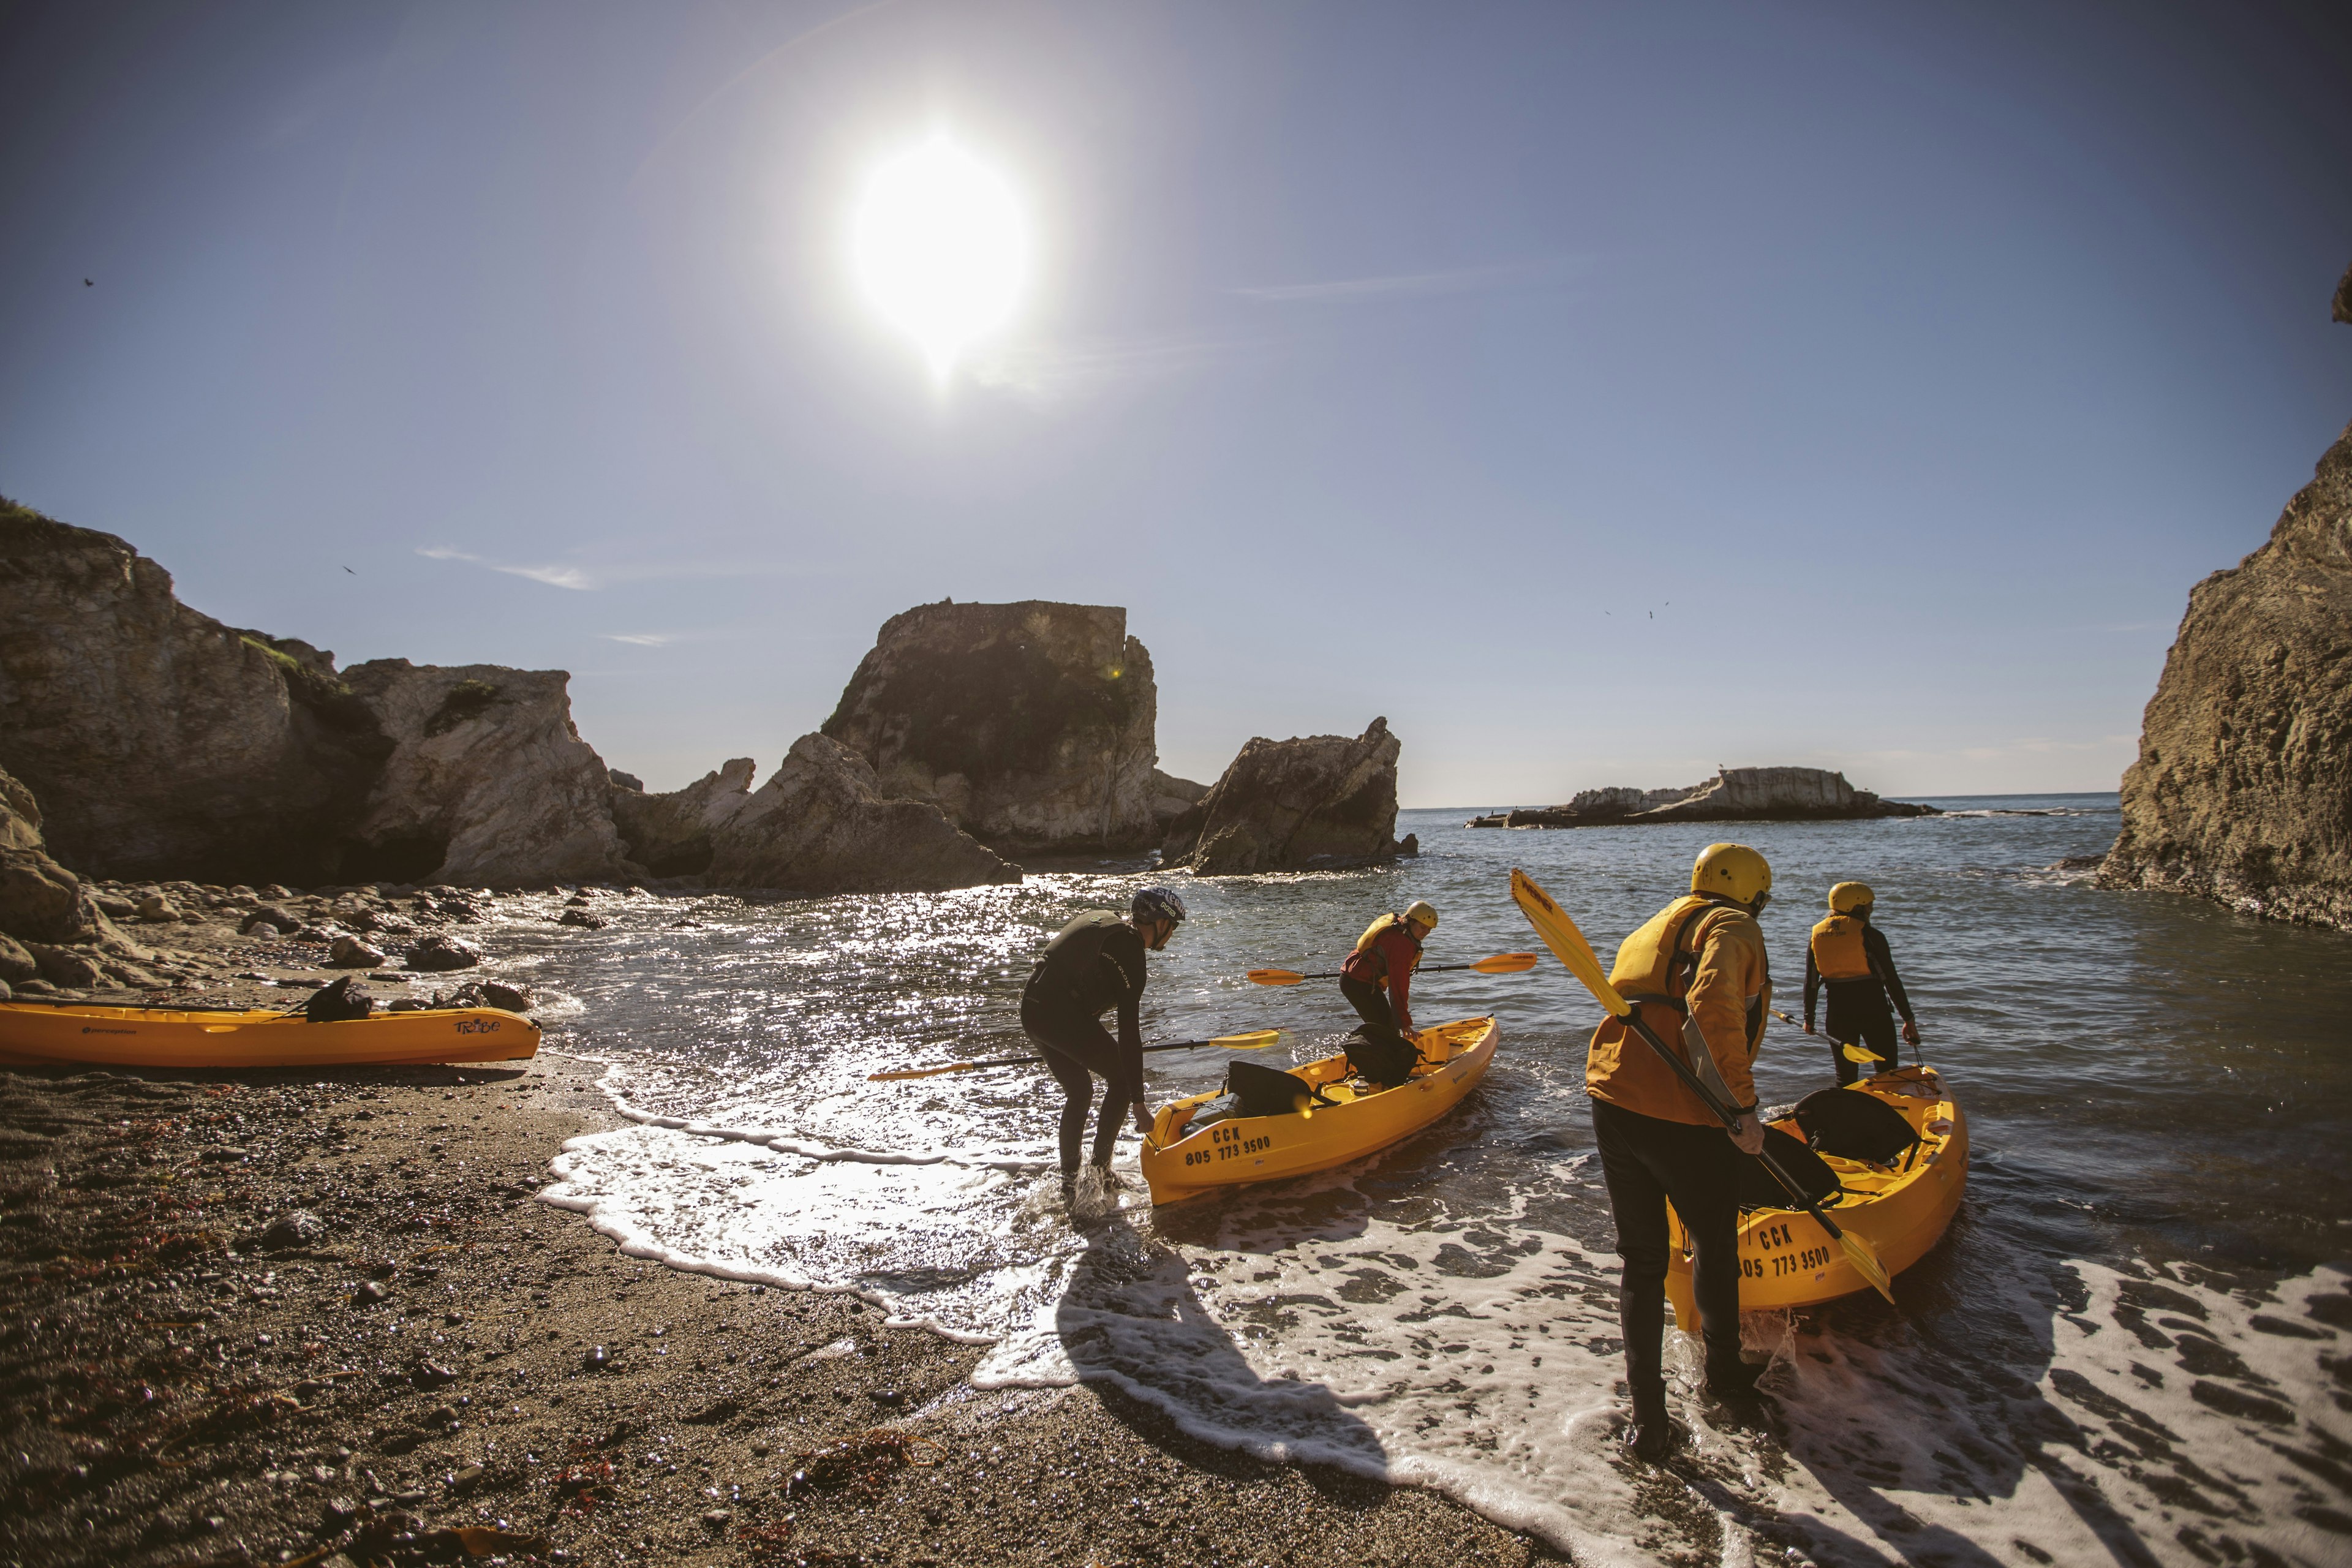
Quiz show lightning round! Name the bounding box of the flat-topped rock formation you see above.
[1468,767,1937,828]
[821,600,1169,854]
[1162,717,1414,875]
[2100,266,2352,929]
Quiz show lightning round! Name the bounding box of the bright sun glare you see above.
[853,136,1025,379]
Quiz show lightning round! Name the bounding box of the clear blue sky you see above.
[4,2,2348,805]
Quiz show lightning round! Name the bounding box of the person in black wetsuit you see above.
[1803,881,1920,1084]
[1019,886,1186,1183]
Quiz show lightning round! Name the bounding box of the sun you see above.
[853,135,1026,380]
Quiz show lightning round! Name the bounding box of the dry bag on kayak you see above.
[1727,1128,1842,1212]
[1794,1087,1920,1166]
[1225,1060,1321,1118]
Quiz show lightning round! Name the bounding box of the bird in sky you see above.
[344,567,355,575]
[82,278,92,287]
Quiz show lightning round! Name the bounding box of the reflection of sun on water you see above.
[853,135,1025,380]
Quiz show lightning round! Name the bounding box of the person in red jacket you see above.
[1336,900,1438,1087]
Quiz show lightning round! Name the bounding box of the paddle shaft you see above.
[1275,960,1509,981]
[1613,1006,1858,1243]
[869,1033,1276,1081]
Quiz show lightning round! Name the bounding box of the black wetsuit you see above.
[1020,911,1148,1172]
[1803,923,1914,1086]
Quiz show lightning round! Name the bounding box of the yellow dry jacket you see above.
[1586,895,1770,1126]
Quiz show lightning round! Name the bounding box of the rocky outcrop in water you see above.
[1162,718,1408,876]
[1466,767,1937,828]
[700,734,1018,894]
[609,758,758,878]
[820,601,1163,853]
[2101,279,2352,928]
[342,661,631,886]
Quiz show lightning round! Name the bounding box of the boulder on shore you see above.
[820,601,1163,853]
[2100,270,2352,929]
[703,734,1020,895]
[339,661,632,887]
[0,764,107,945]
[1163,718,1407,876]
[1466,767,1937,828]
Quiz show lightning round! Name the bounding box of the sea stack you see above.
[1161,717,1410,875]
[2100,265,2352,929]
[1466,767,1936,828]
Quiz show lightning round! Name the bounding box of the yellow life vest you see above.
[1607,894,1717,1006]
[1810,914,1874,982]
[1348,911,1423,988]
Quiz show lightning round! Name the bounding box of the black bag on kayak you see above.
[1727,1128,1842,1211]
[1794,1087,1920,1166]
[301,976,374,1023]
[1225,1060,1319,1118]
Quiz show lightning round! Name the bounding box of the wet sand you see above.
[0,1039,1565,1568]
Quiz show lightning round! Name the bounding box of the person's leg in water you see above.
[1825,981,1898,1083]
[1592,1098,1677,1457]
[1022,995,1106,1174]
[1338,975,1419,1087]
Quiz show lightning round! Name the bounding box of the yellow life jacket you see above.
[1346,912,1423,989]
[1810,914,1875,982]
[1607,894,1717,1007]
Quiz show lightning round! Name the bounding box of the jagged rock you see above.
[608,767,646,792]
[1163,718,1406,876]
[405,934,481,972]
[609,758,758,878]
[1148,768,1209,838]
[341,661,631,886]
[328,934,386,968]
[702,733,1019,894]
[1464,767,1938,828]
[23,941,102,988]
[2101,334,2352,929]
[0,499,389,882]
[0,933,35,985]
[820,601,1163,853]
[0,764,107,944]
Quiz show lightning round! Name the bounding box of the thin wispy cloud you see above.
[417,546,597,591]
[967,333,1248,404]
[418,545,839,591]
[1235,258,1572,305]
[602,633,671,647]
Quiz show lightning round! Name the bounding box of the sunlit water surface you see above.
[470,799,2350,1567]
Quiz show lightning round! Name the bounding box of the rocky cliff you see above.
[2100,279,2352,928]
[820,601,1163,853]
[700,734,1019,894]
[0,497,631,889]
[1163,717,1408,876]
[1466,767,1937,828]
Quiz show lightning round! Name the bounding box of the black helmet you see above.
[1131,886,1188,925]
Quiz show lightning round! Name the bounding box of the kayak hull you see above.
[0,1002,540,1069]
[1140,1015,1497,1205]
[1665,1064,1967,1320]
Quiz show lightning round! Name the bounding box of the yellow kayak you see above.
[1141,1016,1498,1205]
[0,1001,540,1070]
[1666,1064,1967,1321]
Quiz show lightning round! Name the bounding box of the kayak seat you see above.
[1794,1087,1920,1167]
[1729,1128,1842,1212]
[1224,1059,1332,1118]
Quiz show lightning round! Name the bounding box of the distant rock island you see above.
[2100,263,2352,930]
[1466,767,1937,828]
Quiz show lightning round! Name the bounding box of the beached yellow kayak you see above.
[1665,1064,1967,1321]
[1140,1015,1498,1205]
[0,1001,539,1069]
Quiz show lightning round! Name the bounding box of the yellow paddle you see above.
[869,1028,1289,1082]
[1509,869,1897,1306]
[1767,1006,1885,1065]
[1246,952,1538,986]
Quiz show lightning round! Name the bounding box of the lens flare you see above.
[853,136,1025,379]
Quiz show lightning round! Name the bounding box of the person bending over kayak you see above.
[1589,843,1775,1461]
[1338,900,1438,1088]
[1020,886,1186,1185]
[1803,881,1918,1085]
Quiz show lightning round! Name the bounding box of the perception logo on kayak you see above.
[80,1027,137,1035]
[453,1019,502,1035]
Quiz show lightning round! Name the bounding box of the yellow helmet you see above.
[1404,900,1439,931]
[1828,881,1874,914]
[1691,842,1773,908]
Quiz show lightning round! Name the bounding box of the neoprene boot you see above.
[1705,1350,1766,1402]
[1624,1385,1679,1463]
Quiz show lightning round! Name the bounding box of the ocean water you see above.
[484,797,2350,1567]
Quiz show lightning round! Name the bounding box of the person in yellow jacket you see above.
[1803,882,1918,1085]
[1588,843,1774,1461]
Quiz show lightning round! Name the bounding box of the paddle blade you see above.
[1245,968,1307,987]
[1212,1028,1287,1052]
[1841,1044,1885,1065]
[1469,952,1540,974]
[866,1061,982,1082]
[1509,869,1634,1018]
[1836,1223,1898,1305]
